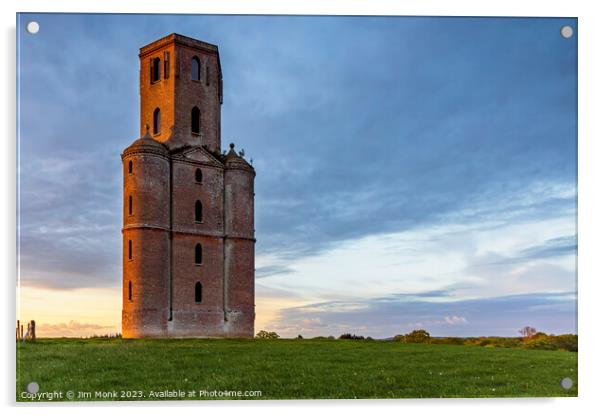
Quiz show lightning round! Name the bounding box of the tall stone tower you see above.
[121,33,255,338]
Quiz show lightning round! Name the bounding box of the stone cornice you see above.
[121,147,170,160]
[122,225,255,242]
[139,33,220,68]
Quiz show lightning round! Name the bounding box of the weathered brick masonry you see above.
[122,34,255,338]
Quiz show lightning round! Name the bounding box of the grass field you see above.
[16,338,577,401]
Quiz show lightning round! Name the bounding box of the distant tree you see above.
[256,330,280,339]
[339,333,365,340]
[519,326,537,339]
[521,335,555,351]
[89,333,122,339]
[403,329,431,344]
[553,334,578,352]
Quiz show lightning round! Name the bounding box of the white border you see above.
[2,1,600,414]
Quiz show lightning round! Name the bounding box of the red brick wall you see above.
[139,34,222,152]
[122,151,171,338]
[123,154,170,227]
[139,43,176,142]
[170,234,226,337]
[224,167,255,238]
[224,166,256,337]
[171,160,224,235]
[224,238,255,337]
[122,228,170,338]
[174,46,222,152]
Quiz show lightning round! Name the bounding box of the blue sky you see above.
[17,14,577,338]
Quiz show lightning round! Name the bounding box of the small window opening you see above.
[153,108,161,134]
[195,243,203,264]
[195,281,203,303]
[191,106,201,134]
[191,56,201,81]
[195,200,203,222]
[151,57,161,82]
[163,51,170,79]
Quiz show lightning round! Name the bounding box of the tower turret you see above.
[223,143,255,336]
[121,128,170,338]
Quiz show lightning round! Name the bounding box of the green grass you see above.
[16,338,577,401]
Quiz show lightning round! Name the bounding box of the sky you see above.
[16,14,577,338]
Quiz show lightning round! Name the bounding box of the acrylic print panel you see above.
[16,13,577,401]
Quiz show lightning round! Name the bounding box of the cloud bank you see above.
[17,14,577,336]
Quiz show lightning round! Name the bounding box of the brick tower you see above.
[121,33,255,338]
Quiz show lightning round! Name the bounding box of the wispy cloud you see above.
[444,315,467,325]
[266,291,576,338]
[518,235,577,260]
[256,265,297,279]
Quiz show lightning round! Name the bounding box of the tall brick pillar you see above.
[224,144,256,337]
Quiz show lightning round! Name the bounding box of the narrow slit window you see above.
[128,160,132,174]
[128,281,132,301]
[128,240,132,260]
[195,200,203,222]
[191,56,200,81]
[163,51,170,79]
[195,281,202,303]
[153,108,161,134]
[191,106,200,134]
[151,57,161,83]
[195,168,203,183]
[195,243,203,264]
[128,195,133,215]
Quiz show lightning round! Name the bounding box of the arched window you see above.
[195,243,203,264]
[151,57,161,82]
[128,240,132,260]
[153,108,161,134]
[195,281,203,303]
[191,106,201,134]
[195,168,203,183]
[128,195,133,215]
[128,281,132,301]
[128,160,133,174]
[195,200,203,222]
[191,56,201,81]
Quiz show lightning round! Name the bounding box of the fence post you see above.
[31,320,36,341]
